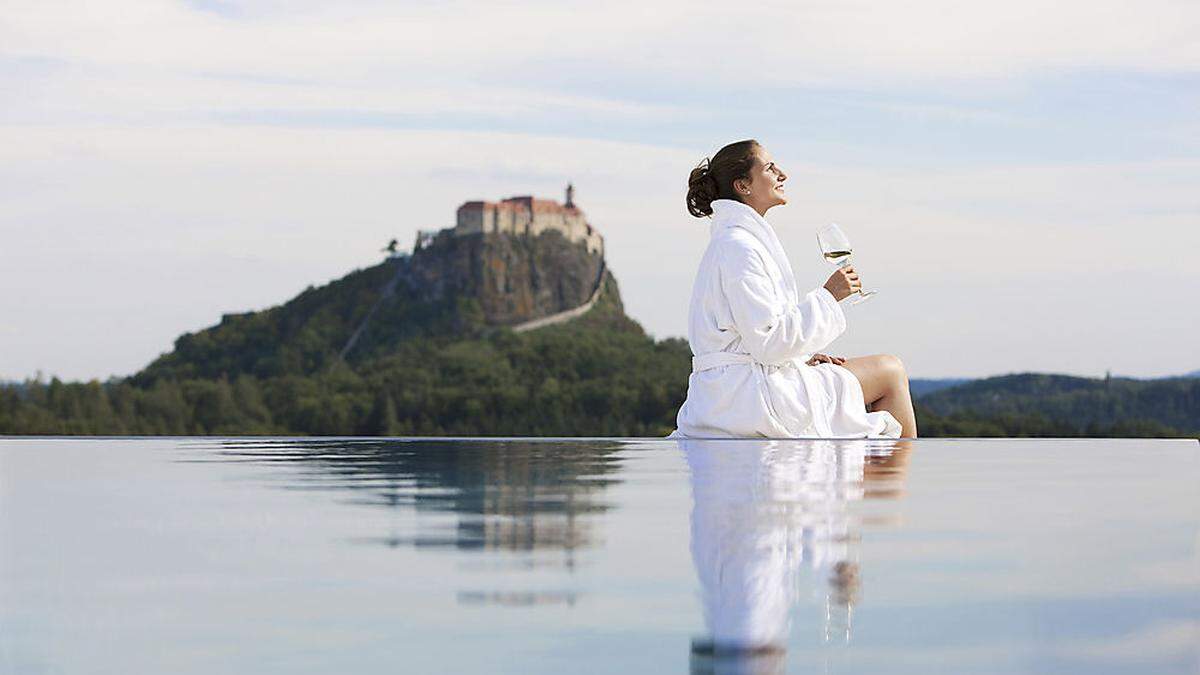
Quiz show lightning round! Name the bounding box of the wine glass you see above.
[816,223,877,305]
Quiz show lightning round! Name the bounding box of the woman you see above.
[667,139,917,439]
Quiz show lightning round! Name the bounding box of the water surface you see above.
[2,437,1197,674]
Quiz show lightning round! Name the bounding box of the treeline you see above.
[916,373,1199,438]
[4,357,1196,438]
[0,306,691,437]
[2,249,1195,438]
[915,405,1192,438]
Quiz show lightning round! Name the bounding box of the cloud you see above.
[3,0,1198,89]
[0,57,684,128]
[1,1,1199,380]
[1,122,1197,379]
[1058,620,1200,664]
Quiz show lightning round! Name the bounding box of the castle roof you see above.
[458,195,581,214]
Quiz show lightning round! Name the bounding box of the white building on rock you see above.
[451,184,604,256]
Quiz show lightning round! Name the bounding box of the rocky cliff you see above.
[402,227,606,326]
[134,228,624,382]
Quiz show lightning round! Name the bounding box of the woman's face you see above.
[736,147,788,214]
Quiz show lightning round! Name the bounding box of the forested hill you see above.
[916,373,1200,437]
[135,227,612,383]
[1,223,1196,437]
[2,227,694,436]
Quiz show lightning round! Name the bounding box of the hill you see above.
[1,221,693,436]
[135,226,610,383]
[916,373,1200,437]
[1,213,1196,437]
[909,378,972,398]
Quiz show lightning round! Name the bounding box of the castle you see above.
[413,184,605,256]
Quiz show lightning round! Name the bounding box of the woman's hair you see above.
[686,139,761,218]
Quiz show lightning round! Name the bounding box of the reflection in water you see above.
[456,590,581,607]
[679,439,912,673]
[207,439,623,564]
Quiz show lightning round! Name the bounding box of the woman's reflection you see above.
[679,438,911,672]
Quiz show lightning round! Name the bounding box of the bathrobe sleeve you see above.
[718,239,846,365]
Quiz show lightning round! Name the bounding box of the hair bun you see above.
[685,140,760,218]
[686,157,719,217]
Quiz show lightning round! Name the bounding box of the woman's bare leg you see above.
[839,354,918,438]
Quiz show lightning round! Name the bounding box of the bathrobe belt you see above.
[691,351,807,373]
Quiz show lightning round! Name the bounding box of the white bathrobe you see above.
[668,199,901,439]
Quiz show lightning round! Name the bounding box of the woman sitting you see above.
[667,139,917,439]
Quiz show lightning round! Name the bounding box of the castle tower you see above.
[565,183,575,208]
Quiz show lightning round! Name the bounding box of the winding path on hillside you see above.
[339,258,409,360]
[340,257,607,359]
[510,260,606,333]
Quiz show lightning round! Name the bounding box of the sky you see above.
[2,0,1198,381]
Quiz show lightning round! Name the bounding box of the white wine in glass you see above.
[816,223,877,304]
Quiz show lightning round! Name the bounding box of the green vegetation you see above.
[1,256,1195,438]
[0,271,692,437]
[130,259,470,382]
[915,373,1199,438]
[5,356,1195,438]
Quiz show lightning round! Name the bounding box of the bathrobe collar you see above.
[710,198,799,304]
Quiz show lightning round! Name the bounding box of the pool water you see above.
[2,437,1197,674]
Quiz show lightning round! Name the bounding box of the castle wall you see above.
[453,191,601,256]
[528,212,548,237]
[585,232,604,256]
[567,213,587,241]
[456,204,485,235]
[505,206,531,235]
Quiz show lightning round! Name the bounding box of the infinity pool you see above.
[2,437,1197,674]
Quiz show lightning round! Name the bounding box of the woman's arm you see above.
[717,240,847,365]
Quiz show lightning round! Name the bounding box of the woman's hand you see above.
[807,353,847,366]
[823,265,861,301]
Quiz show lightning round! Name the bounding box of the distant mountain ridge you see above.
[909,379,972,398]
[916,372,1200,437]
[911,369,1200,401]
